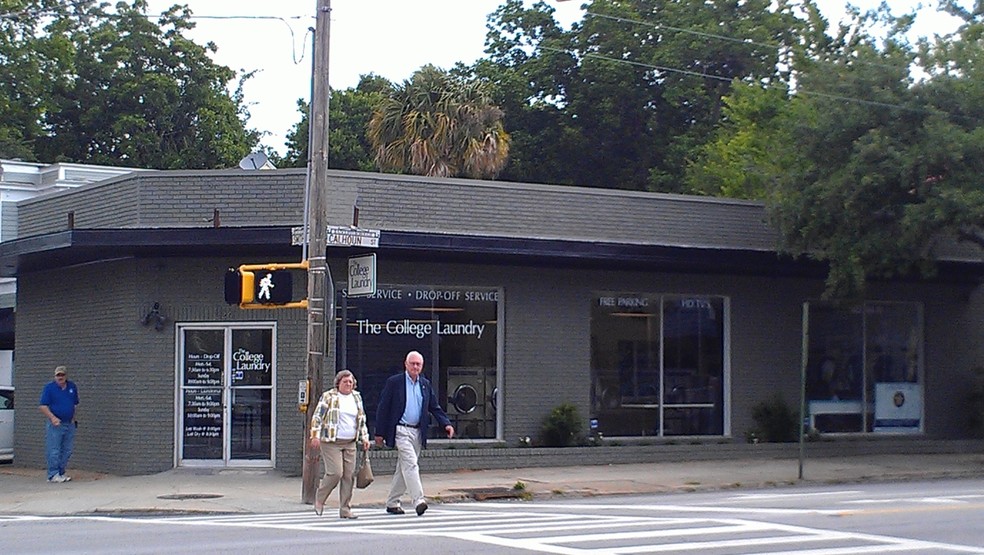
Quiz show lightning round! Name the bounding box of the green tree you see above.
[684,83,807,200]
[688,2,984,300]
[478,0,805,191]
[367,65,510,179]
[36,1,259,168]
[277,74,388,171]
[0,0,82,160]
[472,0,579,186]
[1,1,259,168]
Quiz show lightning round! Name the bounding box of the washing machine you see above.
[484,367,498,438]
[447,367,487,439]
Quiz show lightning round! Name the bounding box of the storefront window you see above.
[806,301,923,433]
[591,294,725,437]
[336,285,499,440]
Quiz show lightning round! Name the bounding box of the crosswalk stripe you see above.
[74,506,984,554]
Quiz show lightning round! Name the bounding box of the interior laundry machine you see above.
[484,367,498,438]
[447,367,490,439]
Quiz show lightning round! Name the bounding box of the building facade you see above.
[0,160,142,385]
[4,168,982,475]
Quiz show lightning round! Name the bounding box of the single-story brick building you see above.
[4,168,983,475]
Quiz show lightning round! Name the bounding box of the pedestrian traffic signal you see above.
[254,270,293,304]
[223,261,309,309]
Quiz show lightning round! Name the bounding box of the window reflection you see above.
[336,285,499,440]
[806,301,923,433]
[591,294,725,437]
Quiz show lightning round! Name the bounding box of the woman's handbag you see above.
[356,447,374,489]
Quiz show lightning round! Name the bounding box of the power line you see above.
[175,14,316,68]
[537,44,980,123]
[584,11,912,74]
[535,11,979,122]
[1,7,314,66]
[151,13,314,66]
[539,44,733,84]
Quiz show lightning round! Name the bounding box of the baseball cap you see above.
[54,366,67,376]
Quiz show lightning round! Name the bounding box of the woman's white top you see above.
[336,392,358,440]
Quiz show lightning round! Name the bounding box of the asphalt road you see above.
[5,478,984,554]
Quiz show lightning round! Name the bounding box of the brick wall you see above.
[10,234,978,475]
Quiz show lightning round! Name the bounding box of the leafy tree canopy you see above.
[0,0,259,168]
[475,0,805,191]
[276,74,389,171]
[0,0,81,160]
[687,1,984,299]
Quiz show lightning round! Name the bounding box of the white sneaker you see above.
[47,475,66,483]
[60,474,71,482]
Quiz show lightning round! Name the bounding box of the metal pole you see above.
[301,0,331,504]
[798,302,809,480]
[301,26,316,262]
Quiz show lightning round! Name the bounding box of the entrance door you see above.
[178,325,276,467]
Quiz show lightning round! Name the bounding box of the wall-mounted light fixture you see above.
[141,302,168,332]
[610,312,657,318]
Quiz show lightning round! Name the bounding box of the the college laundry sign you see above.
[353,318,487,339]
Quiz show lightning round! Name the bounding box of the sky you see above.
[143,1,965,156]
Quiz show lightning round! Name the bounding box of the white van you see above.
[0,385,13,461]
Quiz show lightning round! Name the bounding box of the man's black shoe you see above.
[415,502,428,516]
[386,506,405,515]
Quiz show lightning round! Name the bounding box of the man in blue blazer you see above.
[374,350,454,516]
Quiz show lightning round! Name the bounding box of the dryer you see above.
[484,367,498,438]
[447,367,487,439]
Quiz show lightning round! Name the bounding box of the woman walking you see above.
[309,370,371,518]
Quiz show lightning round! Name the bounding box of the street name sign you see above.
[326,225,380,248]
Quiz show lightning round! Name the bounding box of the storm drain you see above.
[157,493,224,500]
[456,487,527,501]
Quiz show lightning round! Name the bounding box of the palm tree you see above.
[367,65,510,179]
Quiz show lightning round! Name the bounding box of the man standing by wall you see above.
[38,366,79,483]
[375,351,454,516]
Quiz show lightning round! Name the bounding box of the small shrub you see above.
[749,395,799,443]
[540,403,584,447]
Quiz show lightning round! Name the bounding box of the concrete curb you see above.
[3,451,984,517]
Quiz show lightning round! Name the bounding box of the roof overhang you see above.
[0,227,979,284]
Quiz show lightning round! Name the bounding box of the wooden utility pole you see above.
[301,0,331,504]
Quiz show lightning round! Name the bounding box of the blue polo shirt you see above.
[39,380,79,421]
[400,373,422,426]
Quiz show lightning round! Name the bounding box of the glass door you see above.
[229,328,273,460]
[179,325,276,467]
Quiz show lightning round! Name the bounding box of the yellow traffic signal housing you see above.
[224,261,309,309]
[240,270,256,304]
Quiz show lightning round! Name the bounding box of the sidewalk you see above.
[2,452,984,517]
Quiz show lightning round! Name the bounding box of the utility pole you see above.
[301,0,331,504]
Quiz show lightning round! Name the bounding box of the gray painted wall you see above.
[11,250,979,475]
[9,169,983,475]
